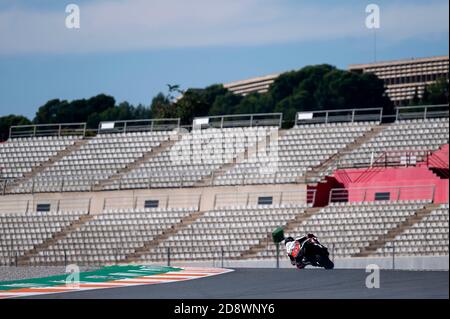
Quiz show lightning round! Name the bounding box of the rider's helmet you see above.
[284,237,294,245]
[284,237,296,255]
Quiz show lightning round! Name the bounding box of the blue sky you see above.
[0,0,448,119]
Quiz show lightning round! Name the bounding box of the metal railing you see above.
[0,245,232,267]
[0,174,108,195]
[1,230,439,268]
[193,113,283,129]
[4,104,448,140]
[334,149,449,181]
[337,150,447,168]
[1,201,446,267]
[97,118,180,134]
[2,170,304,195]
[395,104,449,121]
[9,123,87,139]
[328,185,436,204]
[295,108,383,125]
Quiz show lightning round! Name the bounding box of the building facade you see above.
[221,56,449,105]
[223,73,280,96]
[348,56,449,105]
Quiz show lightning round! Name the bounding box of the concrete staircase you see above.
[124,209,207,263]
[236,206,322,259]
[17,213,96,266]
[6,138,89,192]
[299,124,387,185]
[354,203,441,257]
[194,129,288,187]
[193,156,244,187]
[93,134,182,191]
[427,144,449,179]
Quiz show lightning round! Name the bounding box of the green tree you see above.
[410,87,421,106]
[150,93,176,119]
[235,93,274,115]
[421,77,449,105]
[153,64,394,125]
[173,85,228,124]
[34,94,115,127]
[209,92,243,116]
[0,115,31,141]
[15,63,398,132]
[270,64,393,120]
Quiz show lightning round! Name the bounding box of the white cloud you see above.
[0,0,448,54]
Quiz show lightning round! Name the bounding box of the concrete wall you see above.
[0,183,308,214]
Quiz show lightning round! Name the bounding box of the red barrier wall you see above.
[333,166,448,203]
[308,177,344,207]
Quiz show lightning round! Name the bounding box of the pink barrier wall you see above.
[333,166,449,203]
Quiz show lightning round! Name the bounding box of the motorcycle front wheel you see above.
[318,255,334,269]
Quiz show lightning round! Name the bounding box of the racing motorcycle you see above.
[297,236,334,270]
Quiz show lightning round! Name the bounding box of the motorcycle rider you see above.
[284,233,317,269]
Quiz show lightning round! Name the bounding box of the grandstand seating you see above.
[106,127,273,189]
[213,122,376,185]
[0,200,447,266]
[1,118,448,193]
[0,111,448,266]
[139,204,309,262]
[255,200,433,259]
[338,118,449,168]
[0,135,80,180]
[11,131,171,193]
[0,210,85,265]
[376,203,449,256]
[31,207,196,265]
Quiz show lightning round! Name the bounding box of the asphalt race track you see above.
[23,268,449,299]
